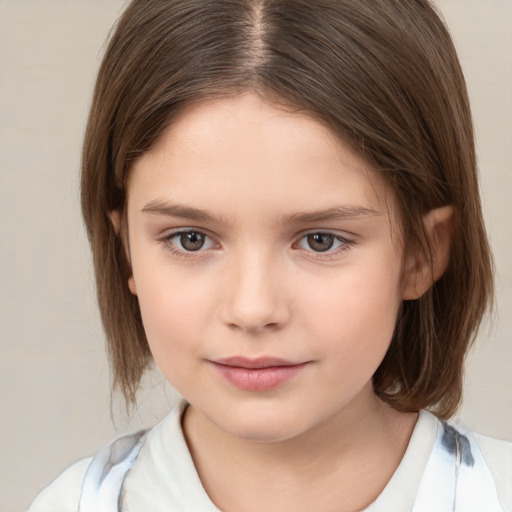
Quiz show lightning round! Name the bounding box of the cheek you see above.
[301,259,402,362]
[133,266,217,364]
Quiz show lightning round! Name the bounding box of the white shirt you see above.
[28,400,512,511]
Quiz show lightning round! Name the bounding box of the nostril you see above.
[226,320,281,333]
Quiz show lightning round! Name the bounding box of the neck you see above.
[182,387,418,512]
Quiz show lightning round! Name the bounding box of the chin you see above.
[208,403,316,444]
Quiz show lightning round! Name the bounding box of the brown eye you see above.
[179,231,206,251]
[306,233,335,252]
[296,232,353,255]
[163,229,217,256]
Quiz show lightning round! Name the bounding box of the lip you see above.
[210,357,309,391]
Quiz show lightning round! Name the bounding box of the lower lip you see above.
[211,362,308,391]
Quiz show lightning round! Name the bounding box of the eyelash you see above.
[160,229,355,259]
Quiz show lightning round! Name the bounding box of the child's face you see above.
[126,92,408,442]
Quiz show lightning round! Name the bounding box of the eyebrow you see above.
[282,205,380,224]
[141,200,380,224]
[142,200,223,222]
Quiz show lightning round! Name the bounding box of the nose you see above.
[221,251,290,334]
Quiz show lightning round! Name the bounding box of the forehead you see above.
[128,93,395,219]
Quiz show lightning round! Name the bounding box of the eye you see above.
[296,232,352,253]
[163,230,216,253]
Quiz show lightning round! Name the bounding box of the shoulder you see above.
[473,431,512,509]
[27,401,189,512]
[440,416,512,511]
[410,412,512,511]
[27,457,92,512]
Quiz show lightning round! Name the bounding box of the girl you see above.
[29,0,511,510]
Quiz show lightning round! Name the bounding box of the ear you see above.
[109,210,121,234]
[402,205,455,300]
[109,210,137,296]
[127,275,137,296]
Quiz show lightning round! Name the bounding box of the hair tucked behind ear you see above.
[81,0,493,417]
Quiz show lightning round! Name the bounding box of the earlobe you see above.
[402,205,455,300]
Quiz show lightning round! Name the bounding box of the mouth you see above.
[209,357,310,391]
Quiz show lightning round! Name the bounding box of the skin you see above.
[123,92,450,511]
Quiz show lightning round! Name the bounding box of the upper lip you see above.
[212,356,305,369]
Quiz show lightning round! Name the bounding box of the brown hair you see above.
[81,0,493,418]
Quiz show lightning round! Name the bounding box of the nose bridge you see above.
[222,246,288,332]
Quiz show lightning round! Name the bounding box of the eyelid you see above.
[161,226,217,241]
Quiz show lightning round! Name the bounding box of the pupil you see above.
[307,233,334,252]
[180,232,205,251]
